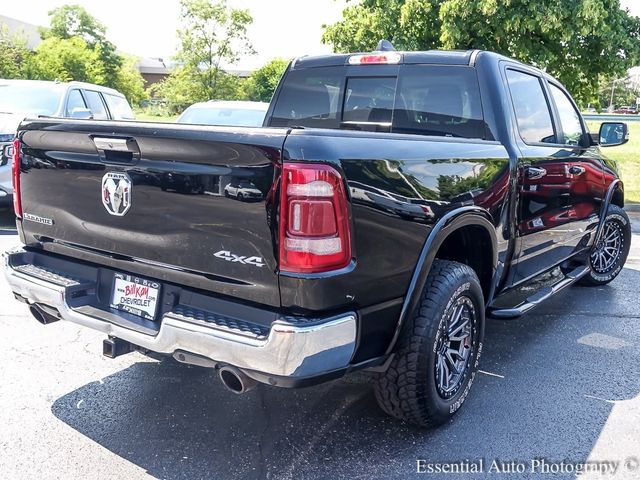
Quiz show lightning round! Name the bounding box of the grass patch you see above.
[133,109,178,123]
[588,121,640,204]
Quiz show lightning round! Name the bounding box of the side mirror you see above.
[599,122,629,147]
[69,107,93,120]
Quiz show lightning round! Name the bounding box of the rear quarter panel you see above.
[281,129,511,315]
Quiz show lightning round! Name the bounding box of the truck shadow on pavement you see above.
[51,266,640,480]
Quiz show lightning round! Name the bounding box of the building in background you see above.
[0,14,41,50]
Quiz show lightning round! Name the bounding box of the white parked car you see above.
[223,180,263,201]
[0,79,134,206]
[176,101,269,127]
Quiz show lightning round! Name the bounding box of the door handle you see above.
[526,166,547,180]
[93,137,137,152]
[569,165,586,176]
[92,136,140,163]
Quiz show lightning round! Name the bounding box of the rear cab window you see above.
[83,90,109,120]
[103,93,135,120]
[269,64,489,140]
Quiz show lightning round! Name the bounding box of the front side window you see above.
[549,84,583,146]
[84,90,109,120]
[65,89,86,116]
[506,69,555,144]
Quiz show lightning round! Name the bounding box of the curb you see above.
[626,204,640,212]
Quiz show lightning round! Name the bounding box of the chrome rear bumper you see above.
[3,247,357,379]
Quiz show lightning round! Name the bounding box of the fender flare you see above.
[595,179,623,242]
[384,206,498,356]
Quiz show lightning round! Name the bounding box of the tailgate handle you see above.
[93,137,140,163]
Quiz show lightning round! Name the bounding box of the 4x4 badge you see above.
[102,172,132,216]
[214,250,265,267]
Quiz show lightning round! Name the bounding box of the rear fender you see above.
[384,206,498,355]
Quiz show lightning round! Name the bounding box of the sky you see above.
[1,0,639,70]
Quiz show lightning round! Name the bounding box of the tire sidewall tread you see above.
[581,205,631,286]
[375,259,485,428]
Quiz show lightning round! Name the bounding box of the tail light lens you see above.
[279,163,351,273]
[12,138,22,218]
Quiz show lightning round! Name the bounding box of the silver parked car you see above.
[176,100,269,127]
[0,79,134,205]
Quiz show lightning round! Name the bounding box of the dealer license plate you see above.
[110,273,160,321]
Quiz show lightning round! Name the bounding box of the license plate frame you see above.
[109,273,161,321]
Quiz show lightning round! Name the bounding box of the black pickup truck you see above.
[3,45,632,428]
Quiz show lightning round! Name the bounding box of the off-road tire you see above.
[580,205,631,286]
[374,260,485,428]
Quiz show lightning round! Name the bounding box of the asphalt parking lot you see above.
[0,207,639,480]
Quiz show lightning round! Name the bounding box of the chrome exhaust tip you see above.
[29,304,59,325]
[218,365,257,394]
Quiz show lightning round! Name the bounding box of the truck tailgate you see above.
[17,119,286,307]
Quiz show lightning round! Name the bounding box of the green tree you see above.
[29,5,147,106]
[149,66,244,113]
[29,36,101,83]
[156,0,253,103]
[115,55,148,106]
[323,0,640,106]
[0,24,31,79]
[244,58,289,102]
[42,5,122,87]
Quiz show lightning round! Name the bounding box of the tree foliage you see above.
[155,0,254,107]
[42,5,123,88]
[29,36,100,83]
[149,65,246,112]
[6,5,148,106]
[244,58,289,102]
[322,0,640,106]
[0,25,31,79]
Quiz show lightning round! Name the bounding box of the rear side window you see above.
[506,69,555,144]
[103,93,135,120]
[549,84,583,146]
[84,90,109,120]
[270,65,487,139]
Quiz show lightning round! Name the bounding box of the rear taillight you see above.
[12,138,22,218]
[279,163,351,273]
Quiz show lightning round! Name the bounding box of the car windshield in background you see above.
[177,106,267,126]
[0,83,61,116]
[270,65,489,139]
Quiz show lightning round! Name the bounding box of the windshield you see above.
[177,106,267,126]
[0,83,61,116]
